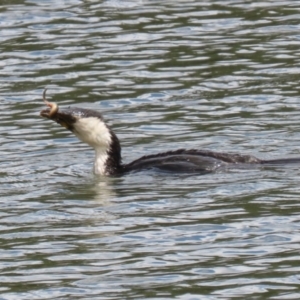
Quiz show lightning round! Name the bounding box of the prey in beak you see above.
[41,88,58,117]
[40,89,77,131]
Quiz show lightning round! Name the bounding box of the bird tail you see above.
[261,157,300,165]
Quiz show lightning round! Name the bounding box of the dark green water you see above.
[1,0,300,299]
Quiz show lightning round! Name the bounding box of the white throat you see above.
[73,117,112,175]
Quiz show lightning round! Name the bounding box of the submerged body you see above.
[40,90,300,176]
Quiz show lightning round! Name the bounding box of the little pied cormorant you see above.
[40,90,300,176]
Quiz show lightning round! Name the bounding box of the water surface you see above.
[1,0,300,299]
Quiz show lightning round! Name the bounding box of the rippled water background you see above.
[1,0,300,299]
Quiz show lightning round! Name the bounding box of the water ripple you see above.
[1,0,300,299]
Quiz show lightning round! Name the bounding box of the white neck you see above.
[94,147,109,175]
[72,117,112,175]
